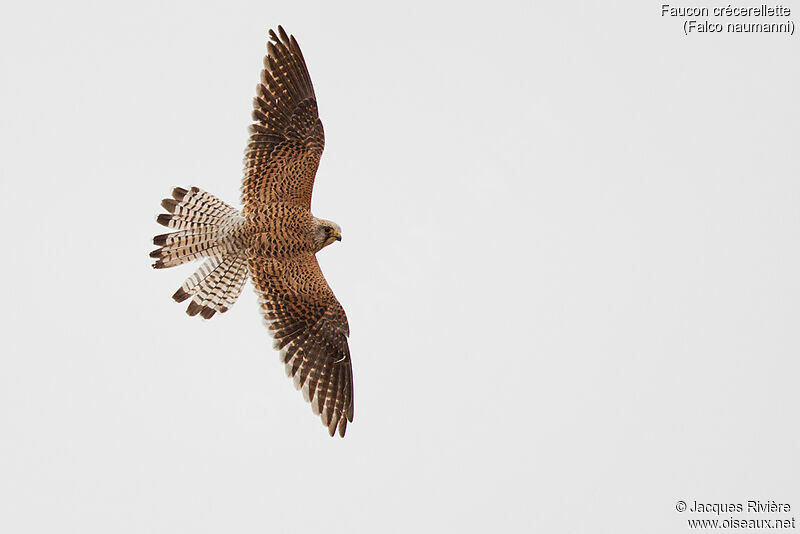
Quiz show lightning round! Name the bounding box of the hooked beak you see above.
[334,234,342,242]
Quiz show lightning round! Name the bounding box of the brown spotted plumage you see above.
[151,27,353,437]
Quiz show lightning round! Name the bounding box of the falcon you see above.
[150,27,354,437]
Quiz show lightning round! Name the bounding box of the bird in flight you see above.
[150,27,354,437]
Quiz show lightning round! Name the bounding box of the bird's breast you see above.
[246,203,315,258]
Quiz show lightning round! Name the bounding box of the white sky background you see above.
[1,1,799,532]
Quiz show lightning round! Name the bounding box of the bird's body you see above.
[247,203,321,256]
[151,27,354,437]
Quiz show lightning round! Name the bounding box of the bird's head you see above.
[312,218,342,250]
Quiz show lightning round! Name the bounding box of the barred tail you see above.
[151,186,249,319]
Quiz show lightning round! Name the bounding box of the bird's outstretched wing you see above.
[242,26,325,210]
[250,253,354,437]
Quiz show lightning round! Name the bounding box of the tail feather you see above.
[199,255,248,317]
[150,231,229,269]
[173,257,223,300]
[152,186,249,318]
[153,227,221,247]
[156,213,219,230]
[173,254,248,319]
